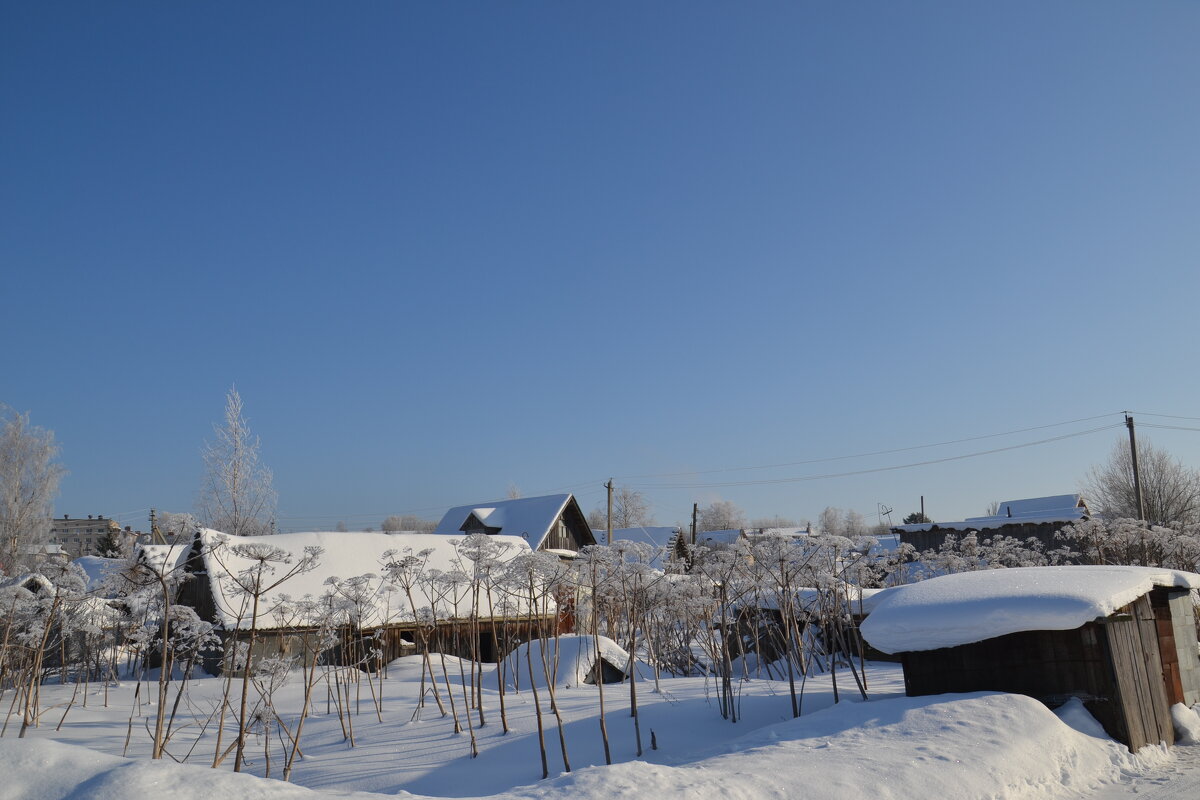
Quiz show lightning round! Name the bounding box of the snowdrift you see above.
[2,692,1164,800]
[498,634,630,688]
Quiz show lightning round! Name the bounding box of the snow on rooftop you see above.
[860,565,1200,654]
[696,529,742,546]
[995,494,1086,517]
[196,529,541,630]
[72,556,125,594]
[136,542,192,575]
[593,527,678,567]
[894,494,1088,535]
[434,493,574,547]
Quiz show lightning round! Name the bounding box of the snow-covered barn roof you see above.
[696,529,743,546]
[895,494,1088,534]
[860,565,1200,654]
[0,573,55,595]
[593,526,678,567]
[135,542,192,575]
[194,529,542,631]
[73,556,126,594]
[434,493,585,549]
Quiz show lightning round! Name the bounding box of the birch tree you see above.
[0,408,65,572]
[197,387,277,537]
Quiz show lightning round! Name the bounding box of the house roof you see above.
[193,529,542,630]
[595,527,679,568]
[696,529,743,546]
[895,494,1089,534]
[434,493,583,549]
[860,565,1200,654]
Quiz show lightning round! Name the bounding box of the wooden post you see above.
[606,479,613,546]
[1126,414,1145,522]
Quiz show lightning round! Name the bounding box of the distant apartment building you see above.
[49,514,141,559]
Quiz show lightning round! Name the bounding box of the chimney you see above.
[88,515,93,520]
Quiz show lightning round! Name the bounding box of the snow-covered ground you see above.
[3,655,1200,799]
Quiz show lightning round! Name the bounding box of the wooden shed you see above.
[860,566,1200,752]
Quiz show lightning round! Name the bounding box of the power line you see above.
[1131,411,1200,422]
[610,412,1124,480]
[629,423,1123,490]
[1138,423,1200,434]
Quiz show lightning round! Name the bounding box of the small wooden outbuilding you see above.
[860,566,1200,752]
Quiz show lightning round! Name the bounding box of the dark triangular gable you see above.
[541,495,596,551]
[460,512,502,536]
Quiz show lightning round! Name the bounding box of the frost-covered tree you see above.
[381,514,437,533]
[0,407,65,572]
[817,507,843,536]
[842,509,868,538]
[697,499,745,532]
[197,387,277,536]
[590,486,655,530]
[1085,438,1200,526]
[750,515,799,530]
[1056,517,1200,570]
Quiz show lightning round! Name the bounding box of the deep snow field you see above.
[3,651,1200,800]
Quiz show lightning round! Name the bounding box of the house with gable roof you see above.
[433,493,596,555]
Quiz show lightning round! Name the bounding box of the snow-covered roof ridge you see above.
[434,493,573,546]
[860,565,1200,654]
[895,494,1088,534]
[194,529,540,630]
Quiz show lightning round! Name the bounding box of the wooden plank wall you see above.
[1164,590,1200,706]
[1103,594,1174,751]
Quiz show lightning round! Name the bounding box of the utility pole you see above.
[605,479,614,546]
[920,495,925,522]
[691,502,698,546]
[1126,414,1145,521]
[150,508,167,545]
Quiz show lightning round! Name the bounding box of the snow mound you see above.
[498,635,629,689]
[0,737,378,800]
[861,565,1200,653]
[1,692,1161,800]
[1055,696,1112,740]
[1173,703,1200,744]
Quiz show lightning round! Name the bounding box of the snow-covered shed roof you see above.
[195,529,542,631]
[860,565,1200,654]
[895,494,1089,534]
[696,529,743,547]
[434,493,589,550]
[752,526,812,538]
[135,542,193,575]
[994,494,1087,518]
[594,526,678,567]
[73,556,126,594]
[0,573,55,595]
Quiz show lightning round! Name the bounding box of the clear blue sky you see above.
[3,2,1199,532]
